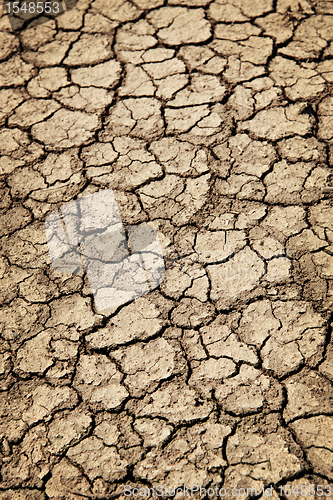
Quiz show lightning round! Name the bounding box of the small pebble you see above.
[2,438,11,456]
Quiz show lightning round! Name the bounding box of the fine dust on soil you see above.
[1,0,333,499]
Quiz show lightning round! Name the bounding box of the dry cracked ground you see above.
[2,0,333,499]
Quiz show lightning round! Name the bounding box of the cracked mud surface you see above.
[1,0,333,498]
